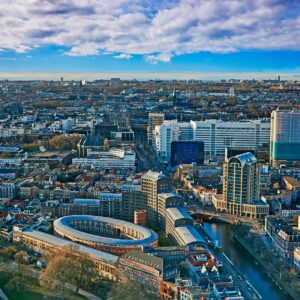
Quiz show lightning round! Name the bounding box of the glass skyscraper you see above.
[270,108,300,166]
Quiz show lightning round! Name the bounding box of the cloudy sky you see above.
[0,0,299,73]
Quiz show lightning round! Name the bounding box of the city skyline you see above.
[0,0,300,73]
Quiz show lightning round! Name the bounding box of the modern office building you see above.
[270,108,300,166]
[191,119,270,156]
[153,119,270,159]
[171,141,204,167]
[147,113,164,144]
[223,152,269,218]
[141,171,171,226]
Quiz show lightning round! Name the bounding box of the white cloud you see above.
[145,53,172,64]
[114,53,133,60]
[0,0,299,63]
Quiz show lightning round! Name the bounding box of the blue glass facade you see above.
[270,142,300,161]
[170,141,204,167]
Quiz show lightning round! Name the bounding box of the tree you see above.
[22,143,40,152]
[0,246,17,263]
[4,251,29,292]
[39,245,97,295]
[107,281,160,300]
[50,134,81,151]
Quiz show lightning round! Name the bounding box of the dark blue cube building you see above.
[171,141,204,167]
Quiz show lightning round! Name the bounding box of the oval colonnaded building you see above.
[53,215,158,255]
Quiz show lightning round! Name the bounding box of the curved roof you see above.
[230,152,257,166]
[53,215,158,247]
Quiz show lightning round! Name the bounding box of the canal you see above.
[203,222,292,300]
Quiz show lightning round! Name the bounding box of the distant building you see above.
[270,108,300,166]
[154,119,270,158]
[72,148,136,170]
[171,141,204,167]
[77,134,105,157]
[191,119,270,156]
[147,113,164,145]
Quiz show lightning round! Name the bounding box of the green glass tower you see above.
[270,108,300,166]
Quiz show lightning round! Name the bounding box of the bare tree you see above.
[39,246,97,295]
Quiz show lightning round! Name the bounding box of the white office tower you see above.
[270,108,300,166]
[153,120,192,161]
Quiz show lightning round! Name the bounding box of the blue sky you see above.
[0,0,300,73]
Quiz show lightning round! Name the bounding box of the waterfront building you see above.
[265,216,300,258]
[157,192,184,229]
[147,113,164,145]
[223,152,269,218]
[270,108,300,166]
[165,207,206,246]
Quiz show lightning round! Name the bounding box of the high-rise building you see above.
[154,120,193,161]
[270,108,300,166]
[141,171,171,226]
[223,152,266,217]
[147,113,164,144]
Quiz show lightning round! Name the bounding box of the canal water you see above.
[203,222,292,300]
